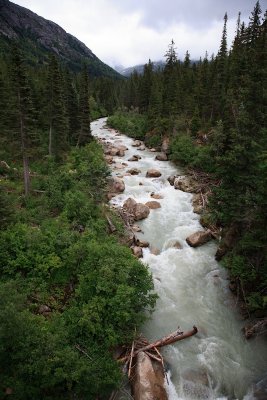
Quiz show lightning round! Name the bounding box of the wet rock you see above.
[135,203,150,220]
[150,246,160,255]
[127,168,141,175]
[150,192,163,199]
[138,145,146,150]
[174,176,197,192]
[192,193,203,214]
[150,148,157,152]
[132,351,168,400]
[136,239,149,248]
[131,246,143,258]
[114,162,124,170]
[128,155,141,161]
[167,175,176,186]
[104,155,113,164]
[243,319,267,340]
[186,230,212,247]
[173,241,183,249]
[155,152,168,161]
[123,198,150,221]
[146,168,162,178]
[132,224,142,232]
[111,177,125,193]
[145,201,161,209]
[123,197,137,214]
[132,140,143,147]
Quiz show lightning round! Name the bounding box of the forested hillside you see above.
[108,2,267,315]
[0,40,155,400]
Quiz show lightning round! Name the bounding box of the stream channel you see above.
[92,117,266,400]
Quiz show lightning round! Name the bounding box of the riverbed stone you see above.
[155,152,168,161]
[132,140,143,147]
[146,168,162,178]
[145,201,161,209]
[167,175,176,186]
[131,246,143,258]
[128,154,141,161]
[131,351,168,400]
[174,176,197,192]
[135,203,150,220]
[150,192,163,199]
[127,168,141,175]
[111,177,125,193]
[186,230,212,247]
[192,193,203,214]
[150,246,160,255]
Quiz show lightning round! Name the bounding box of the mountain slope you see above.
[0,0,121,78]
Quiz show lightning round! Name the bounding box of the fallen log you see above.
[119,326,198,363]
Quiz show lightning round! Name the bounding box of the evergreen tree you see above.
[77,65,92,146]
[11,45,35,196]
[47,54,68,159]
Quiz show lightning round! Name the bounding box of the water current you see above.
[92,118,266,400]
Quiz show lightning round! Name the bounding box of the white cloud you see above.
[13,0,254,67]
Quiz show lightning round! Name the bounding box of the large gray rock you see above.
[145,201,161,209]
[111,177,125,193]
[131,246,143,258]
[131,351,168,400]
[135,203,150,220]
[123,198,150,221]
[186,230,212,247]
[174,176,197,192]
[155,153,168,161]
[146,168,162,178]
[127,168,141,175]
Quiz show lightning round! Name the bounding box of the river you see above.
[92,118,266,400]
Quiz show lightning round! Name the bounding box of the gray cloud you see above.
[112,0,260,29]
[13,0,265,67]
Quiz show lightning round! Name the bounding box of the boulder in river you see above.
[135,203,150,220]
[131,351,168,400]
[127,168,141,175]
[186,230,212,247]
[150,192,163,199]
[132,140,143,147]
[146,168,162,178]
[145,201,161,209]
[131,246,143,258]
[110,177,125,193]
[174,176,197,192]
[128,154,141,161]
[167,175,176,186]
[123,198,150,221]
[192,193,203,214]
[155,153,168,161]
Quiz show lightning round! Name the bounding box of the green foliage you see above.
[0,139,155,398]
[108,111,148,140]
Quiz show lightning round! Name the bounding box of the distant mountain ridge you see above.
[0,0,121,78]
[116,61,165,77]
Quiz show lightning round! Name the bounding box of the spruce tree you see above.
[47,54,68,159]
[77,65,92,146]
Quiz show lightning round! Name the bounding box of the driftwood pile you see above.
[118,326,198,381]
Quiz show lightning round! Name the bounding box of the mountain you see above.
[0,0,121,78]
[116,61,165,77]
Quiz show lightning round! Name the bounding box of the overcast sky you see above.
[13,0,261,68]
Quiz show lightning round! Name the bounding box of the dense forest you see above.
[108,2,267,315]
[0,43,156,399]
[0,0,266,398]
